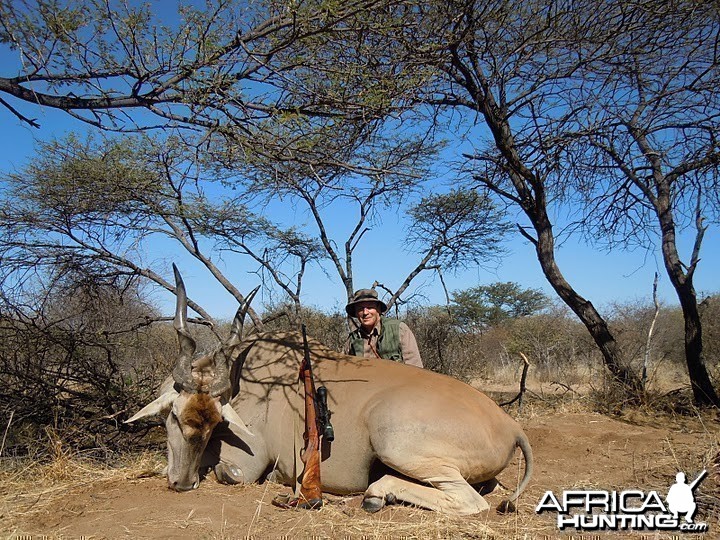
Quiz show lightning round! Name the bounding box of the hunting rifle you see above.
[272,324,333,510]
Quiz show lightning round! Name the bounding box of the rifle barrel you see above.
[689,469,707,491]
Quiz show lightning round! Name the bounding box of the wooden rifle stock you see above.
[297,324,323,508]
[272,324,323,510]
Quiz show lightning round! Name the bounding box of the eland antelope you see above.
[127,267,533,515]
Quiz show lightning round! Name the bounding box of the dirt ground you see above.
[4,394,720,540]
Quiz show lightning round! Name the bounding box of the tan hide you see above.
[203,331,533,515]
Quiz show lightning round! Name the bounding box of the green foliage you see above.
[451,282,549,329]
[17,135,160,217]
[0,132,325,318]
[407,189,511,270]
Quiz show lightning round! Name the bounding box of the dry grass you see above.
[3,390,719,539]
[0,433,165,535]
[0,437,531,538]
[0,437,514,539]
[249,495,501,539]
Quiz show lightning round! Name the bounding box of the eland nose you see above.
[169,479,198,492]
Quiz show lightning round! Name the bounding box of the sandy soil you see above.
[5,403,720,539]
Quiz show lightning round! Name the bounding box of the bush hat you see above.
[345,288,387,316]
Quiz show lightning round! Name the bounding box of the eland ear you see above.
[221,403,254,437]
[125,390,179,423]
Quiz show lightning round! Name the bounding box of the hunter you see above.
[344,289,424,368]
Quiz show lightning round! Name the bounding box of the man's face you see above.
[355,301,381,331]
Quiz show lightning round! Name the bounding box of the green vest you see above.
[349,318,403,362]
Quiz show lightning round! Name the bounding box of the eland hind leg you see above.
[362,466,490,515]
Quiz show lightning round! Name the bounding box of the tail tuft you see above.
[496,500,516,514]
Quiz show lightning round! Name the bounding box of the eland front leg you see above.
[202,422,270,486]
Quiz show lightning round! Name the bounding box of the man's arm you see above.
[398,322,424,368]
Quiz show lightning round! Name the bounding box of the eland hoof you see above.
[214,463,244,485]
[361,495,384,513]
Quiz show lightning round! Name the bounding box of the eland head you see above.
[126,265,258,491]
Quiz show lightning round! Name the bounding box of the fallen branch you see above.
[642,273,660,391]
[551,381,580,396]
[500,353,531,412]
[1,410,14,457]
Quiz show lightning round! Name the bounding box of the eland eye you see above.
[188,433,203,445]
[184,428,204,445]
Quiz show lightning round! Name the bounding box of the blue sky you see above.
[1,101,718,320]
[1,68,718,321]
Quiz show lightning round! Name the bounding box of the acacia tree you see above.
[0,0,395,132]
[343,0,641,393]
[1,1,498,321]
[556,3,720,406]
[0,134,297,326]
[451,282,549,330]
[321,0,718,404]
[400,189,511,308]
[0,0,383,323]
[207,113,510,309]
[1,124,508,329]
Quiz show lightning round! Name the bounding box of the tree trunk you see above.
[676,282,718,406]
[460,51,642,396]
[657,202,719,407]
[533,219,643,394]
